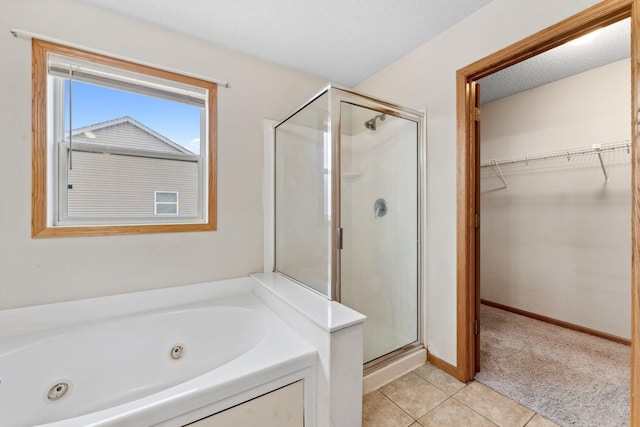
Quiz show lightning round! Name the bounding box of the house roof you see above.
[66,116,194,155]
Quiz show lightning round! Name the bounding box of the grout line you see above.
[382,373,465,424]
[470,379,533,411]
[451,380,472,398]
[376,388,418,422]
[413,369,462,396]
[435,382,466,396]
[411,370,455,394]
[522,412,537,426]
[448,386,501,427]
[454,381,552,427]
[407,371,455,419]
[449,396,500,427]
[416,396,455,420]
[377,372,456,423]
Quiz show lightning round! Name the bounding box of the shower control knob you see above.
[374,198,387,217]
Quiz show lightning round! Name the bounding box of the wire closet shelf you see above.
[480,140,630,188]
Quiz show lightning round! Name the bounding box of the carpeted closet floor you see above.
[475,304,630,426]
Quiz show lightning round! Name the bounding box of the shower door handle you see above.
[337,227,343,250]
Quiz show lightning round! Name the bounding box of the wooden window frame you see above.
[31,39,217,237]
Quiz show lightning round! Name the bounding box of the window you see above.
[155,191,179,215]
[32,39,216,237]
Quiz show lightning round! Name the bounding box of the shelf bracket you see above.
[489,160,508,189]
[593,144,609,184]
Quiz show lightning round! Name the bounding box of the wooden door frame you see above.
[455,0,639,422]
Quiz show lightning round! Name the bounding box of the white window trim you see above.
[48,53,207,226]
[155,191,180,216]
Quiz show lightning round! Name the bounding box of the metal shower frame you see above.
[273,84,427,367]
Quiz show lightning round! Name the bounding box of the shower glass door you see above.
[339,102,419,364]
[274,92,332,297]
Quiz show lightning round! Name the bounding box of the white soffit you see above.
[81,0,492,87]
[479,18,631,104]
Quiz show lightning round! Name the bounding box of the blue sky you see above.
[65,81,202,154]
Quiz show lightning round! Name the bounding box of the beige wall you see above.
[480,59,631,339]
[356,0,602,365]
[0,0,325,309]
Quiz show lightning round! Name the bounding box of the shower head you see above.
[364,119,376,131]
[364,113,386,131]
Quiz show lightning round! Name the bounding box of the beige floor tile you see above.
[418,398,497,426]
[379,372,449,419]
[454,382,534,427]
[362,390,415,427]
[413,363,466,395]
[524,414,560,427]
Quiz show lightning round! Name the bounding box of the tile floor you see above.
[362,362,560,427]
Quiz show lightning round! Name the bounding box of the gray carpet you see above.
[474,304,630,426]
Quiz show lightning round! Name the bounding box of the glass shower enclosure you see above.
[274,85,424,367]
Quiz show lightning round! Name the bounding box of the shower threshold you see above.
[363,342,425,377]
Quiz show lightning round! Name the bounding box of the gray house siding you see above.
[64,117,200,219]
[67,151,198,218]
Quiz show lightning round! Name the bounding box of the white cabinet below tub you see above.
[185,380,304,426]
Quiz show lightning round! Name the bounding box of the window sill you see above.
[32,222,216,238]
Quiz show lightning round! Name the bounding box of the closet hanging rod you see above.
[480,140,630,168]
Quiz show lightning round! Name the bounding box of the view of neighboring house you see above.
[64,116,199,219]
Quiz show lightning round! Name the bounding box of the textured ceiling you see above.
[81,0,492,87]
[479,18,631,104]
[80,1,630,100]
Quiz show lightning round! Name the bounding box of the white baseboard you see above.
[362,348,427,394]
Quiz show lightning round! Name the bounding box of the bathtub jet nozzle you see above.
[46,381,71,402]
[170,344,186,360]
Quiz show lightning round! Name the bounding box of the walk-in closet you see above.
[475,18,631,426]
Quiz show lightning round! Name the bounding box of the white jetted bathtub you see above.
[0,277,325,426]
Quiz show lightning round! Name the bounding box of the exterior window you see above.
[32,39,216,237]
[155,191,179,215]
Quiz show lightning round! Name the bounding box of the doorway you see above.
[455,0,640,423]
[475,21,631,422]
